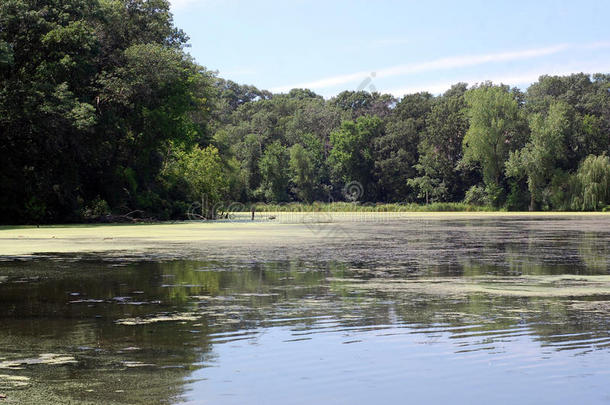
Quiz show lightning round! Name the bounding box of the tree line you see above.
[1,0,609,224]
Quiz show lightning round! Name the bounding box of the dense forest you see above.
[1,0,610,224]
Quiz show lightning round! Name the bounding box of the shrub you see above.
[82,197,110,219]
[463,185,487,206]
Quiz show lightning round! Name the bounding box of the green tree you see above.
[407,175,447,204]
[571,155,610,210]
[0,40,13,68]
[289,134,327,202]
[162,145,228,218]
[463,84,523,205]
[0,0,213,223]
[375,92,433,201]
[330,91,395,119]
[329,116,383,201]
[506,101,571,210]
[526,74,610,163]
[257,141,290,202]
[232,133,263,199]
[414,84,469,201]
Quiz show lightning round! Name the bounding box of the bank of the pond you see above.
[246,202,610,212]
[248,202,498,212]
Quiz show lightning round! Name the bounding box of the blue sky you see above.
[170,0,610,98]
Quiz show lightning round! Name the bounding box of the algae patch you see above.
[0,374,30,389]
[122,361,156,368]
[0,354,77,370]
[115,312,200,325]
[338,275,610,297]
[570,300,610,313]
[1,213,608,257]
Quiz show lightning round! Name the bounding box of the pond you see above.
[0,215,609,404]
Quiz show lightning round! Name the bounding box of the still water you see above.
[1,216,609,404]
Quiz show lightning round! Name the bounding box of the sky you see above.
[169,0,610,98]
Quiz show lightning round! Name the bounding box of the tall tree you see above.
[0,0,213,223]
[289,133,327,202]
[526,74,610,166]
[257,141,290,202]
[463,84,523,205]
[328,116,383,201]
[162,145,228,218]
[373,92,432,202]
[506,101,571,210]
[572,154,610,210]
[330,91,395,119]
[413,84,469,201]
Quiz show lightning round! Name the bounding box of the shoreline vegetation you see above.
[244,201,610,213]
[2,1,610,225]
[36,201,610,224]
[1,203,609,227]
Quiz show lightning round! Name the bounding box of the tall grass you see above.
[231,202,498,213]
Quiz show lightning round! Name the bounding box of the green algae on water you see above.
[115,312,200,325]
[0,354,77,370]
[336,275,610,298]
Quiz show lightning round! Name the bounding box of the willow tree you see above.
[572,155,610,210]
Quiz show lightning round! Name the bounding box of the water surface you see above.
[1,216,609,404]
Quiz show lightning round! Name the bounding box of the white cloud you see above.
[270,42,608,93]
[385,64,610,97]
[584,41,610,50]
[374,44,569,79]
[272,71,372,93]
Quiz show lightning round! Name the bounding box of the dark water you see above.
[1,217,610,404]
